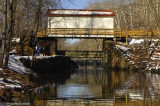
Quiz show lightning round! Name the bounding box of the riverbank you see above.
[19,55,78,74]
[0,55,78,102]
[115,38,160,73]
[102,39,160,105]
[0,68,36,102]
[0,56,37,102]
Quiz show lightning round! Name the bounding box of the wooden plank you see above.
[36,28,160,38]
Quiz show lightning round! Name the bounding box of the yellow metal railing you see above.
[114,29,159,37]
[37,28,114,38]
[36,28,159,38]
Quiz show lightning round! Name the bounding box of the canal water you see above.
[32,60,160,106]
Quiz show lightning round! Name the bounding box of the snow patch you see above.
[0,78,22,89]
[8,56,29,74]
[116,45,129,51]
[129,39,144,45]
[14,55,57,61]
[8,55,58,74]
[12,38,20,43]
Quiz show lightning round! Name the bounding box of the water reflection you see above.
[35,60,104,99]
[33,60,160,105]
[57,84,102,98]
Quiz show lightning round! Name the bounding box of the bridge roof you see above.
[46,9,115,17]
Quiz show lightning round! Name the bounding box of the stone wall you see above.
[103,40,134,70]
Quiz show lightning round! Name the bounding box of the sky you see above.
[61,0,95,44]
[61,0,91,9]
[61,0,92,44]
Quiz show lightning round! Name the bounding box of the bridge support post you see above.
[102,39,107,65]
[102,39,113,66]
[126,35,128,45]
[113,37,116,42]
[49,39,57,55]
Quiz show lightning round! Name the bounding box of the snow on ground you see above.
[8,56,30,74]
[116,38,160,71]
[0,55,60,89]
[12,38,20,43]
[116,45,129,51]
[13,55,58,60]
[9,49,17,55]
[129,39,144,45]
[0,56,31,89]
[129,38,159,45]
[0,77,22,89]
[9,55,59,74]
[0,55,58,89]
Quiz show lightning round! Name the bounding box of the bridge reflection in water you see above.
[32,60,160,106]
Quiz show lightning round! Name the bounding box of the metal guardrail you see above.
[36,28,159,38]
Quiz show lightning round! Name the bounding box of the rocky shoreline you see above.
[0,55,78,102]
[0,68,37,102]
[116,39,160,73]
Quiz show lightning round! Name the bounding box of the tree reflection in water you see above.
[28,60,160,105]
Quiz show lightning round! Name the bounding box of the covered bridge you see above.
[37,9,115,38]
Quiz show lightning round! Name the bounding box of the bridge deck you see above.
[36,28,159,38]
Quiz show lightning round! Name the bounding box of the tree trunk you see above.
[31,0,42,65]
[4,0,17,67]
[0,0,8,68]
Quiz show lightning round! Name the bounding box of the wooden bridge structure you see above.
[36,28,159,39]
[16,9,160,57]
[37,9,160,40]
[34,28,160,59]
[16,28,160,56]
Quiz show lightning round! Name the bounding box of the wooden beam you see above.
[36,28,160,38]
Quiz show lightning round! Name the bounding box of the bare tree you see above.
[4,0,17,67]
[0,0,7,68]
[0,0,62,67]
